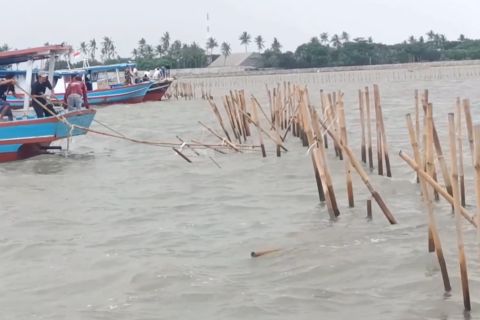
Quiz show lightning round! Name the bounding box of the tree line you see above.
[2,30,480,70]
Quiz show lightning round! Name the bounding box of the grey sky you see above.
[4,0,478,57]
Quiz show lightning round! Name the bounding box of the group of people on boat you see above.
[0,72,90,121]
[124,66,170,85]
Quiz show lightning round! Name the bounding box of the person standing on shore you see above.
[64,74,89,111]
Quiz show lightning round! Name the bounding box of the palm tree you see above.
[89,39,97,61]
[458,34,466,42]
[161,32,170,53]
[79,41,88,56]
[341,31,350,43]
[155,44,164,57]
[0,44,9,52]
[101,36,116,61]
[330,34,342,48]
[132,48,139,59]
[426,30,436,42]
[271,37,282,52]
[239,31,251,53]
[221,42,231,65]
[320,32,329,45]
[408,35,416,44]
[206,37,218,55]
[138,38,147,57]
[254,35,265,52]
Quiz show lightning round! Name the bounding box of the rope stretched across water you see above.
[13,84,257,150]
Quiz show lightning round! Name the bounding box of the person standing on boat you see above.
[0,74,16,121]
[64,74,89,111]
[31,73,56,118]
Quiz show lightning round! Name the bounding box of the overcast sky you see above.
[3,0,479,57]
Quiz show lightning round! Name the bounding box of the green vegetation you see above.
[3,30,480,70]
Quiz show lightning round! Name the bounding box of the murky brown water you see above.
[2,66,480,319]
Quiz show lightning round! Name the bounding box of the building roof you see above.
[208,52,263,68]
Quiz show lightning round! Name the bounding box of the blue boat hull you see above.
[7,82,151,107]
[0,109,95,162]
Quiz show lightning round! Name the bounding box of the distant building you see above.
[208,52,263,70]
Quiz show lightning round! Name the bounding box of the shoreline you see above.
[171,59,480,79]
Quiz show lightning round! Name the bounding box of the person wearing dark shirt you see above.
[31,73,56,118]
[0,75,16,121]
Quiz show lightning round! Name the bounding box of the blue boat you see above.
[1,65,152,107]
[0,45,96,162]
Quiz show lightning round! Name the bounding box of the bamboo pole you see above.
[338,93,354,207]
[238,105,288,152]
[221,96,239,141]
[463,99,474,164]
[456,98,466,207]
[432,121,453,197]
[319,119,397,224]
[299,95,327,205]
[365,87,374,170]
[251,97,267,158]
[311,110,340,217]
[373,85,383,175]
[374,84,392,177]
[399,151,477,227]
[207,97,232,142]
[367,199,372,220]
[359,89,367,163]
[406,113,451,291]
[448,113,471,311]
[415,89,420,142]
[425,104,436,252]
[320,90,328,148]
[474,124,480,263]
[198,121,241,152]
[328,93,342,159]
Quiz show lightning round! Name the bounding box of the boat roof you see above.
[0,45,72,65]
[85,63,136,73]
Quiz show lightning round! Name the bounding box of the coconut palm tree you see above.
[408,35,416,44]
[341,31,350,43]
[426,30,436,42]
[132,48,139,59]
[161,32,170,53]
[330,34,342,48]
[79,41,88,56]
[206,37,218,55]
[221,42,231,65]
[89,39,97,61]
[239,31,251,53]
[255,35,265,52]
[320,32,329,45]
[101,36,116,61]
[271,37,282,52]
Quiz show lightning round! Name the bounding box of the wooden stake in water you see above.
[320,119,397,224]
[474,124,480,265]
[406,114,451,291]
[456,98,466,207]
[359,89,367,163]
[425,104,436,252]
[448,113,471,311]
[310,110,340,217]
[374,84,392,177]
[250,97,267,158]
[373,85,383,175]
[338,93,354,207]
[367,199,372,220]
[463,99,474,164]
[365,87,374,170]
